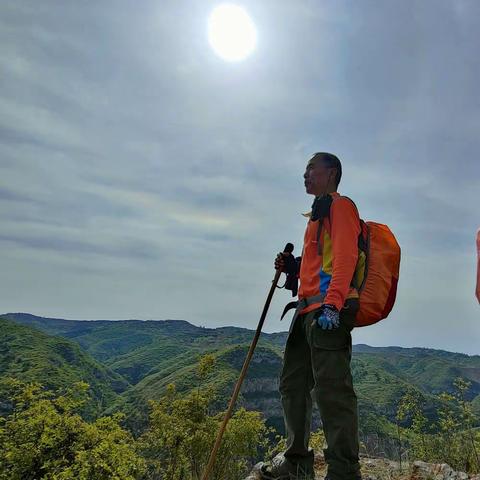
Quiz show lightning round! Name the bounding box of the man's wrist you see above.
[323,299,341,311]
[322,303,337,312]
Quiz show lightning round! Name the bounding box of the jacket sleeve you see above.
[323,197,360,310]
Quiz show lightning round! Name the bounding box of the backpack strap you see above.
[316,217,324,255]
[311,194,333,256]
[280,293,326,320]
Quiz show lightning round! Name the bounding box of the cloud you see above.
[1,0,479,353]
[0,232,157,260]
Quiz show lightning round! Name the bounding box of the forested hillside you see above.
[0,317,129,419]
[1,312,480,478]
[2,312,480,435]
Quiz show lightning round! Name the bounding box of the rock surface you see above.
[243,454,480,480]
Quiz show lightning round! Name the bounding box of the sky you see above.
[1,1,479,354]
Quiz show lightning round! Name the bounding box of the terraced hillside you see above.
[0,317,129,419]
[1,312,479,437]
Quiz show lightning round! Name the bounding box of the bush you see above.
[396,378,480,474]
[0,354,276,480]
[138,354,271,479]
[0,378,145,480]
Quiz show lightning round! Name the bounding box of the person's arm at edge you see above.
[476,229,480,304]
[323,197,360,310]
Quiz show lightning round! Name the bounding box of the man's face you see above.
[303,158,335,196]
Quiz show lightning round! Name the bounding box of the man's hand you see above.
[274,252,288,272]
[315,304,340,330]
[276,252,301,297]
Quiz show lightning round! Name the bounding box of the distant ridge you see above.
[353,343,479,358]
[3,313,478,358]
[2,311,480,437]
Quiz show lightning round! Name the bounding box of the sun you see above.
[207,4,257,62]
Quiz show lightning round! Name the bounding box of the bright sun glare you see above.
[208,4,257,62]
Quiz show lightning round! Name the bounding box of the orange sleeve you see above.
[324,197,360,310]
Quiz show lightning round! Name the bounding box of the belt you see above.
[280,293,326,321]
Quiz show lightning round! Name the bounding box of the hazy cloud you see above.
[1,0,479,354]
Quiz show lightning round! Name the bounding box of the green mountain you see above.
[0,313,285,384]
[1,312,479,439]
[0,317,129,419]
[106,342,286,433]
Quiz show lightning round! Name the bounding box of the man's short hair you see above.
[310,152,342,188]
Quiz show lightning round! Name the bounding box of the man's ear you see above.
[329,168,337,187]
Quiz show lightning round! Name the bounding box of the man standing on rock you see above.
[260,152,363,480]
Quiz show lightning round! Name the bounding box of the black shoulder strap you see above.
[312,194,333,256]
[316,217,324,255]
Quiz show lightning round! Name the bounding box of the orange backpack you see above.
[333,197,401,327]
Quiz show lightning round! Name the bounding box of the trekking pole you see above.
[201,243,294,480]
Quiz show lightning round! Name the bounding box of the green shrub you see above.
[0,378,145,480]
[138,383,270,479]
[396,378,480,473]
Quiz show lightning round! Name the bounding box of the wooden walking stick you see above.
[201,243,294,480]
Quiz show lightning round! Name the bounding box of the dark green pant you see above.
[279,301,361,480]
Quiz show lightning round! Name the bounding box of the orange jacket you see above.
[298,192,360,314]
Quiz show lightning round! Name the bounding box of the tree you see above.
[137,354,271,480]
[0,378,145,480]
[396,379,480,474]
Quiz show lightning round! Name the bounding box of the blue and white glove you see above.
[315,304,340,330]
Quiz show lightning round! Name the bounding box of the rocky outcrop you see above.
[410,460,480,480]
[243,454,480,479]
